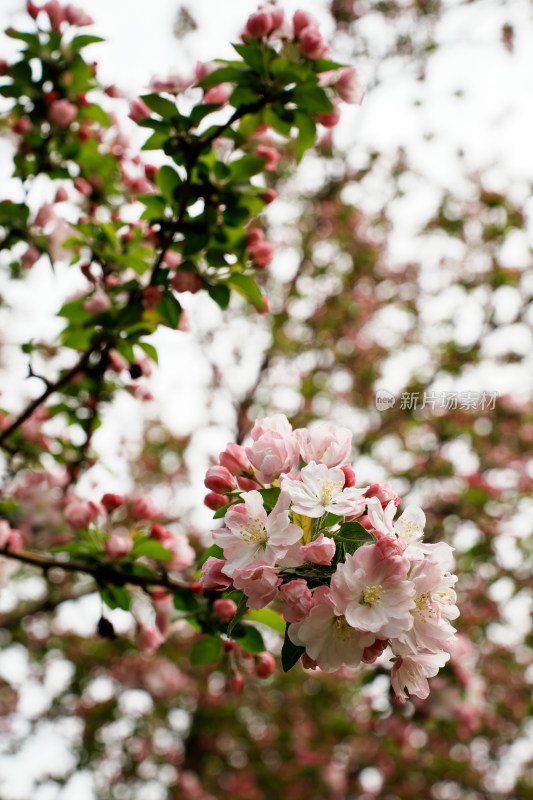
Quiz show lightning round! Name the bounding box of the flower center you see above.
[360,585,384,606]
[241,517,269,546]
[333,615,353,641]
[400,519,423,543]
[318,478,343,506]
[415,591,434,622]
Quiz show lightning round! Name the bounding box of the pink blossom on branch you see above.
[245,414,300,484]
[294,422,352,467]
[280,461,366,518]
[232,561,282,609]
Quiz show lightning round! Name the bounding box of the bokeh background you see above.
[1,1,533,798]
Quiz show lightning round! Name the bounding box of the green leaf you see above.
[293,85,334,114]
[228,156,266,182]
[130,539,173,561]
[190,636,223,665]
[156,291,182,328]
[156,165,182,202]
[141,131,168,151]
[197,543,225,569]
[229,85,260,108]
[208,283,231,309]
[174,592,199,612]
[337,521,376,541]
[138,341,158,364]
[189,103,223,127]
[247,608,286,634]
[69,34,104,50]
[182,233,209,256]
[313,58,345,72]
[264,107,292,137]
[196,66,247,89]
[321,512,343,529]
[281,624,305,672]
[232,43,265,73]
[295,111,316,161]
[227,274,264,308]
[258,487,281,511]
[101,585,131,612]
[140,93,179,120]
[5,29,39,45]
[212,499,242,519]
[235,624,265,654]
[227,594,248,637]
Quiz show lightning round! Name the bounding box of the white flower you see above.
[280,462,367,519]
[213,490,302,576]
[288,586,374,672]
[367,497,426,546]
[294,422,352,467]
[390,648,450,702]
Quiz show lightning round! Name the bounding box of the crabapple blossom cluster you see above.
[202,415,459,701]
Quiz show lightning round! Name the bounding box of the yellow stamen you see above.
[333,615,353,641]
[360,585,384,606]
[415,591,433,623]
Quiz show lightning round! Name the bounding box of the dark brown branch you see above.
[0,546,192,592]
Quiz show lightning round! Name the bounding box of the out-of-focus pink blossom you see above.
[299,26,329,59]
[280,579,313,622]
[150,74,192,94]
[54,186,69,203]
[22,246,40,269]
[13,117,32,135]
[43,0,66,29]
[64,4,94,26]
[200,557,232,591]
[256,144,281,171]
[142,286,162,307]
[128,98,151,122]
[249,239,275,269]
[105,533,133,559]
[213,598,237,622]
[101,493,124,511]
[49,98,77,126]
[232,561,282,609]
[255,651,276,678]
[246,228,264,247]
[83,290,111,314]
[261,188,277,204]
[171,270,202,293]
[163,250,182,269]
[336,66,364,104]
[293,10,317,35]
[74,176,92,196]
[34,204,56,229]
[245,9,273,38]
[136,625,164,653]
[64,500,96,529]
[132,495,160,520]
[317,100,341,128]
[0,520,12,548]
[204,83,232,106]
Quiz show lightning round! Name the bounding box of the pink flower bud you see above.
[301,653,318,670]
[142,286,162,307]
[163,250,182,269]
[0,520,12,548]
[48,99,77,127]
[8,529,23,551]
[54,186,69,203]
[132,495,160,520]
[200,557,232,591]
[64,4,94,26]
[22,246,40,270]
[245,10,273,38]
[13,117,31,135]
[270,6,284,30]
[105,533,133,559]
[261,188,277,205]
[219,443,250,476]
[249,240,275,269]
[366,482,401,508]
[74,176,92,196]
[233,561,282,610]
[171,271,202,293]
[101,493,124,511]
[256,144,281,172]
[340,464,356,487]
[204,83,232,106]
[204,466,236,494]
[317,100,341,128]
[256,295,271,314]
[105,84,123,98]
[301,533,335,565]
[362,638,388,664]
[279,579,313,622]
[136,625,163,653]
[64,500,96,529]
[204,492,228,511]
[128,98,151,122]
[293,10,317,35]
[27,2,40,19]
[213,598,237,622]
[44,0,66,29]
[299,26,329,60]
[254,652,276,679]
[336,66,364,105]
[83,290,111,314]
[237,475,262,491]
[227,674,244,693]
[246,228,264,247]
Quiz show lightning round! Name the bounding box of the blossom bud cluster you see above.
[202,414,459,702]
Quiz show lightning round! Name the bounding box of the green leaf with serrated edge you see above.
[258,487,281,510]
[190,636,223,665]
[226,274,264,308]
[295,111,317,162]
[138,341,158,364]
[130,539,173,561]
[140,93,178,120]
[227,594,249,637]
[281,624,305,672]
[247,608,286,633]
[234,625,265,654]
[337,521,376,541]
[197,543,225,569]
